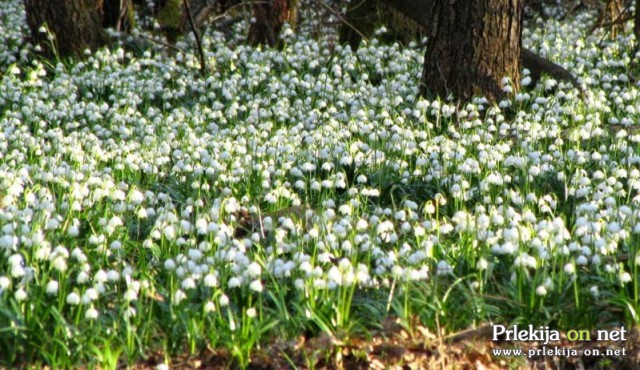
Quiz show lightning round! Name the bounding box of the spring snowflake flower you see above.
[82,288,99,304]
[249,279,263,292]
[219,294,229,306]
[107,270,120,282]
[10,263,25,278]
[620,272,632,284]
[228,277,241,288]
[173,290,186,305]
[436,260,453,275]
[246,262,262,277]
[163,225,176,240]
[181,278,196,290]
[204,301,216,313]
[128,189,145,204]
[67,292,81,305]
[75,271,89,284]
[46,280,59,296]
[476,258,489,270]
[137,208,148,219]
[204,273,218,287]
[124,307,137,319]
[164,259,176,270]
[576,255,588,265]
[535,285,547,296]
[246,307,257,318]
[110,240,122,251]
[14,289,27,302]
[85,307,99,320]
[67,225,80,237]
[563,263,576,275]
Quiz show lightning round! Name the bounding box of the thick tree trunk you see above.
[420,0,523,102]
[247,0,298,47]
[24,0,108,58]
[381,0,581,95]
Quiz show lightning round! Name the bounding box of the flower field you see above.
[1,1,640,368]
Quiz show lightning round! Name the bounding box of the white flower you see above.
[228,277,242,288]
[94,270,108,284]
[204,273,218,287]
[51,256,67,272]
[164,259,176,270]
[14,288,27,302]
[246,307,257,318]
[124,307,137,319]
[173,289,186,304]
[67,292,81,305]
[67,225,80,237]
[107,270,120,282]
[535,285,547,296]
[204,301,216,313]
[576,255,588,265]
[46,280,59,296]
[219,294,229,306]
[137,208,148,219]
[249,279,263,292]
[181,278,196,290]
[436,260,453,275]
[476,258,488,270]
[124,289,138,301]
[129,189,145,204]
[85,307,99,320]
[82,288,99,304]
[563,263,575,275]
[246,262,262,277]
[110,240,122,251]
[163,226,176,240]
[620,272,632,284]
[0,277,10,290]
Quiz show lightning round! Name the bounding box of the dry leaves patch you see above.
[127,323,639,369]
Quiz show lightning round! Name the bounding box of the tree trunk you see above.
[247,0,298,47]
[420,0,523,102]
[101,0,135,33]
[636,0,640,46]
[24,0,108,58]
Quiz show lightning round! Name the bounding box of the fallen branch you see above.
[521,49,583,94]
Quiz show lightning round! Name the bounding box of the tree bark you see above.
[247,0,298,47]
[24,0,108,58]
[101,0,135,33]
[381,0,581,94]
[636,0,640,46]
[420,0,523,102]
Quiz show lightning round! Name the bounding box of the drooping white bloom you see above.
[249,279,263,292]
[67,292,81,305]
[46,280,59,296]
[85,307,99,320]
[246,307,257,318]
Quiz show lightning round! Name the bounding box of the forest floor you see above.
[127,323,640,369]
